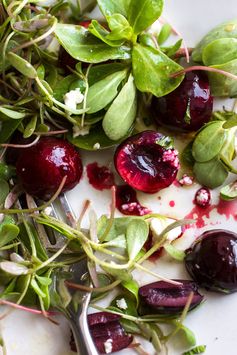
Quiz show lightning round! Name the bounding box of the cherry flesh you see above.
[114,131,179,193]
[115,184,151,216]
[152,71,213,131]
[16,137,83,200]
[185,229,237,293]
[86,162,115,190]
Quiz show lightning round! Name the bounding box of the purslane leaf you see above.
[97,0,130,18]
[193,158,228,188]
[126,219,149,261]
[132,43,184,97]
[128,0,163,35]
[88,20,124,47]
[54,24,131,63]
[87,69,127,114]
[102,73,137,140]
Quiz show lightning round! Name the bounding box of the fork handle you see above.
[69,304,99,355]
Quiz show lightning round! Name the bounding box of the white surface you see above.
[2,1,237,355]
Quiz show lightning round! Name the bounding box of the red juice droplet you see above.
[169,200,175,207]
[115,185,151,216]
[86,162,115,191]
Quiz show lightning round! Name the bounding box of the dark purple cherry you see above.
[185,229,237,293]
[87,312,133,354]
[16,137,83,200]
[114,131,179,193]
[139,280,204,315]
[152,71,213,131]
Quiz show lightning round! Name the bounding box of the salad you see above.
[0,0,237,354]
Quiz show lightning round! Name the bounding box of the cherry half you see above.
[16,137,83,200]
[185,229,237,293]
[114,131,179,193]
[152,71,213,131]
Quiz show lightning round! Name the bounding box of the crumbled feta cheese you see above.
[162,149,180,168]
[64,88,84,110]
[73,125,90,138]
[93,142,101,150]
[44,206,53,216]
[116,298,128,310]
[194,187,211,207]
[104,339,113,354]
[179,174,194,186]
[150,217,182,244]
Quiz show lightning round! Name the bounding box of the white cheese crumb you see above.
[44,206,53,216]
[116,298,128,310]
[150,217,182,244]
[196,190,209,204]
[104,339,113,354]
[64,88,84,110]
[73,125,90,138]
[93,142,101,150]
[179,174,194,186]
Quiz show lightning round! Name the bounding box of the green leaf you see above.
[128,0,163,35]
[7,52,37,79]
[207,59,237,97]
[121,279,139,304]
[181,141,195,167]
[54,74,86,102]
[88,63,127,86]
[0,224,19,248]
[158,23,172,45]
[97,0,130,17]
[0,163,15,180]
[179,324,197,347]
[220,181,237,201]
[0,119,23,143]
[126,219,149,261]
[202,38,237,66]
[107,14,133,41]
[192,121,226,162]
[102,266,133,282]
[88,20,124,46]
[31,278,46,298]
[102,73,137,140]
[183,345,207,355]
[55,24,131,63]
[164,244,185,261]
[35,275,52,286]
[0,106,26,120]
[132,44,184,97]
[0,40,18,73]
[194,158,228,188]
[192,19,237,62]
[67,123,132,150]
[104,235,126,248]
[23,115,37,138]
[219,128,237,173]
[111,294,138,315]
[0,179,9,205]
[87,69,127,114]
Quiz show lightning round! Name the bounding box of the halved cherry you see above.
[114,131,179,193]
[16,137,83,200]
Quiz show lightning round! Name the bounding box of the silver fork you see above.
[33,194,99,355]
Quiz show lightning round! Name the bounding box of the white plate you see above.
[1,1,237,354]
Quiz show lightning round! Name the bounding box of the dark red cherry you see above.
[16,137,82,200]
[152,71,213,131]
[139,280,204,315]
[185,229,237,293]
[87,312,133,354]
[114,131,179,193]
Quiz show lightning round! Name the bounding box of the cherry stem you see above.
[172,65,237,81]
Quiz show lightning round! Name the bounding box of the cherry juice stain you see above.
[86,162,115,190]
[115,185,151,216]
[184,199,237,229]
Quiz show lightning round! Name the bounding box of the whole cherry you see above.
[16,137,83,200]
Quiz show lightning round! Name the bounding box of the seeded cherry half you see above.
[152,71,213,131]
[185,229,237,293]
[16,137,83,200]
[114,131,179,193]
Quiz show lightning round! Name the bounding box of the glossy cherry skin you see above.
[152,71,213,131]
[139,280,204,315]
[114,131,179,193]
[16,137,83,200]
[185,229,237,293]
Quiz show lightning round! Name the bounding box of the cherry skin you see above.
[114,131,179,193]
[185,229,237,293]
[16,137,83,200]
[152,71,213,131]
